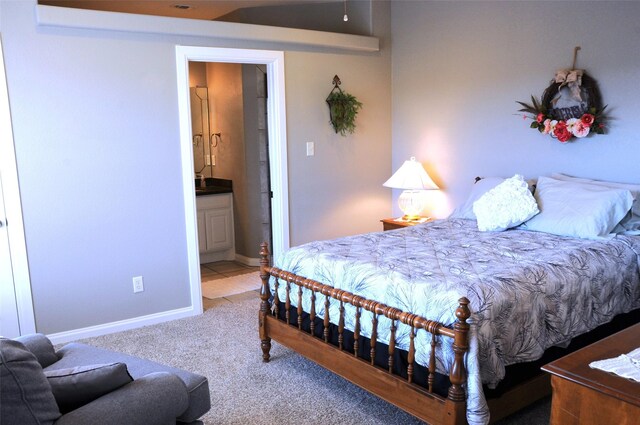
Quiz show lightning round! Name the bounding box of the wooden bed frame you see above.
[257,243,551,424]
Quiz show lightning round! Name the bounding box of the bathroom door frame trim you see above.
[0,35,36,336]
[176,46,289,312]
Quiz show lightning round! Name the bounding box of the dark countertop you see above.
[195,177,232,196]
[195,186,232,196]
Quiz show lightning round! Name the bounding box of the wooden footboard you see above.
[258,243,471,425]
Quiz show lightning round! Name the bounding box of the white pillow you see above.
[521,176,634,239]
[472,175,539,231]
[550,173,640,234]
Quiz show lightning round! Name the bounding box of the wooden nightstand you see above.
[380,217,432,231]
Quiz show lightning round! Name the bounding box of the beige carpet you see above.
[76,296,551,425]
[201,271,261,299]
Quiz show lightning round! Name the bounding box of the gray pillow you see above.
[449,177,504,219]
[0,338,62,425]
[44,363,133,413]
[15,334,59,368]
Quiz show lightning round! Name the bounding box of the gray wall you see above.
[391,1,640,218]
[0,0,391,334]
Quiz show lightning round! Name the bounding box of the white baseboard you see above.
[234,254,260,267]
[47,305,200,345]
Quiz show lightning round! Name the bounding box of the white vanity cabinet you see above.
[196,193,234,263]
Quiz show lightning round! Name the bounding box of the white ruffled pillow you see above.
[473,175,540,231]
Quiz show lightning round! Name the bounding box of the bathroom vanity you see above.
[196,189,234,263]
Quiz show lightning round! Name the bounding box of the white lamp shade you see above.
[383,157,439,190]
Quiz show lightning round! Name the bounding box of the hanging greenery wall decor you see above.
[326,75,362,136]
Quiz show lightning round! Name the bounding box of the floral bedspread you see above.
[270,218,640,424]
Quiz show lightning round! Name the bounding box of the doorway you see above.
[175,46,289,313]
[0,35,36,337]
[188,62,273,263]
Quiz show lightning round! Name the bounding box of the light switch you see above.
[306,142,315,156]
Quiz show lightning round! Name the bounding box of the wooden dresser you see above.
[542,323,640,425]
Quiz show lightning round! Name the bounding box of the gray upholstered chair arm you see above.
[53,372,190,425]
[15,333,59,367]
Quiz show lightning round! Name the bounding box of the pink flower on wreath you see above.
[542,118,553,134]
[536,113,545,123]
[572,120,591,138]
[553,121,572,143]
[566,118,579,131]
[581,113,595,127]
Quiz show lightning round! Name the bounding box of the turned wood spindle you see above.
[297,284,303,330]
[258,242,272,362]
[428,333,437,393]
[273,277,280,317]
[388,319,396,373]
[353,306,361,357]
[310,290,316,336]
[323,295,330,343]
[370,314,378,366]
[407,326,416,384]
[285,279,291,325]
[338,301,345,350]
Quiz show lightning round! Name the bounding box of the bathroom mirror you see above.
[190,86,212,178]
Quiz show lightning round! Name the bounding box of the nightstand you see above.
[542,323,640,425]
[380,217,432,231]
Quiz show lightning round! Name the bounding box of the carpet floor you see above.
[77,296,551,424]
[201,271,261,299]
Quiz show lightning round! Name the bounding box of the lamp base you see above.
[398,190,428,221]
[399,215,431,222]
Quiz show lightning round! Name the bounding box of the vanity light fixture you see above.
[383,157,439,221]
[343,0,348,22]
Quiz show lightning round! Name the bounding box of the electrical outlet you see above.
[132,276,144,293]
[205,155,211,165]
[306,142,314,156]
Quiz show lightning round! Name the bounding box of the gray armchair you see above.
[1,334,210,425]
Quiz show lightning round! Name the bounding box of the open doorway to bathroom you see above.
[188,61,270,305]
[175,47,289,314]
[189,62,273,260]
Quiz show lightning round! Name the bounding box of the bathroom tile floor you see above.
[200,260,258,280]
[200,261,259,310]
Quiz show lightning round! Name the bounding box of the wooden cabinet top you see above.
[542,323,640,408]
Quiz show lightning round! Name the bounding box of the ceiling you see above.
[39,0,342,21]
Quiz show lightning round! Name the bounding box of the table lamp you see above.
[383,157,439,221]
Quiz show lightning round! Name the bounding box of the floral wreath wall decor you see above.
[517,47,608,143]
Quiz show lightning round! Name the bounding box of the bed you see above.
[257,174,640,424]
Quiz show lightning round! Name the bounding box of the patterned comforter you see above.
[271,218,640,424]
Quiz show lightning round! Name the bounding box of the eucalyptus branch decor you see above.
[517,47,608,143]
[326,75,362,136]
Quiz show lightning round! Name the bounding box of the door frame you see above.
[0,34,36,335]
[175,46,289,312]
